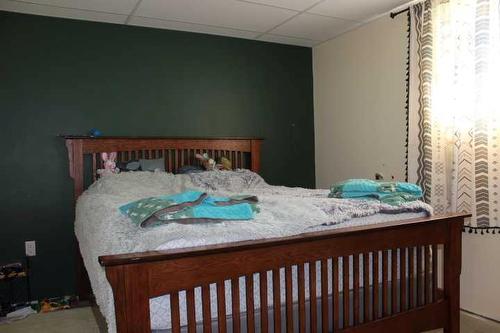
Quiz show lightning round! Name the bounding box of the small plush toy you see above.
[88,128,102,137]
[97,152,120,176]
[196,153,217,170]
[219,157,232,170]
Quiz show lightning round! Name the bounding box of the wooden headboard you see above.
[63,136,263,200]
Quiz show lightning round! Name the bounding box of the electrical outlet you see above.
[25,240,36,257]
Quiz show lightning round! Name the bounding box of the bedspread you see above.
[75,170,432,332]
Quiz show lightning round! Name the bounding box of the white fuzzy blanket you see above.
[74,170,431,332]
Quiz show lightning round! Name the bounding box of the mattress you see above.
[74,170,431,332]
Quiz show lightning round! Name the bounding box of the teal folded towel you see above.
[329,179,423,205]
[120,190,259,228]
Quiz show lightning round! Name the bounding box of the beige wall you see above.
[313,15,500,321]
[313,14,408,189]
[461,235,500,321]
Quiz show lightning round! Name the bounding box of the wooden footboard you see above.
[99,213,468,333]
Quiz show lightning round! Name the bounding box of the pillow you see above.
[116,160,140,172]
[139,158,165,172]
[176,165,204,174]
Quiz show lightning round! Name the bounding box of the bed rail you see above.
[99,213,468,333]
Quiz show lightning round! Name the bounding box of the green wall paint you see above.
[0,11,314,299]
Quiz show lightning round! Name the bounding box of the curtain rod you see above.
[390,7,410,19]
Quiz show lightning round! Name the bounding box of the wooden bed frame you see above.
[64,136,468,333]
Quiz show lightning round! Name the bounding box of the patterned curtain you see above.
[408,0,500,233]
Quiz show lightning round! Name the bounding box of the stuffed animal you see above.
[97,152,120,176]
[219,157,232,170]
[196,153,217,170]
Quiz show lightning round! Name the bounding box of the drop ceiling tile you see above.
[134,0,296,33]
[270,12,354,41]
[308,0,410,21]
[0,0,127,23]
[10,0,139,15]
[236,0,321,11]
[129,16,259,40]
[258,33,317,47]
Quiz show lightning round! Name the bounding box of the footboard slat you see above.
[202,284,212,333]
[259,272,268,332]
[320,259,328,333]
[417,245,423,307]
[285,265,293,332]
[245,275,255,333]
[333,257,339,331]
[170,291,181,333]
[382,250,389,317]
[353,254,360,325]
[217,281,226,333]
[231,278,240,333]
[100,214,467,333]
[298,264,306,333]
[392,249,398,315]
[309,261,317,333]
[363,253,370,323]
[373,251,380,320]
[432,244,438,302]
[186,289,196,333]
[343,256,350,328]
[401,247,407,312]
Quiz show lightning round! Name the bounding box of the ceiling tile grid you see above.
[0,0,413,47]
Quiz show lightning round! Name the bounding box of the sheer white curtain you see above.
[408,0,500,230]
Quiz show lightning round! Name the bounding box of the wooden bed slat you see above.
[272,269,281,333]
[231,278,241,333]
[285,265,293,333]
[417,246,423,307]
[343,256,349,328]
[246,275,255,333]
[202,284,212,333]
[259,272,268,332]
[170,291,181,333]
[425,245,431,304]
[333,257,339,331]
[363,253,370,323]
[187,289,196,333]
[321,259,328,333]
[401,247,407,312]
[353,254,360,325]
[392,249,398,315]
[298,263,306,333]
[432,244,438,302]
[309,261,317,333]
[373,251,380,320]
[409,247,414,309]
[383,250,389,317]
[217,281,226,333]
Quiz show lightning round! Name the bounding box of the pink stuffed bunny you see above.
[97,152,119,176]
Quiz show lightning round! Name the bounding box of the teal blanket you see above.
[120,191,259,227]
[329,179,423,205]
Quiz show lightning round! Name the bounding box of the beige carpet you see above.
[0,307,499,332]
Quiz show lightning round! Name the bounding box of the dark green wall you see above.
[0,11,314,299]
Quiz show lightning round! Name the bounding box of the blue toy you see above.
[89,128,102,137]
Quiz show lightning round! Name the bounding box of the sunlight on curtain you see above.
[409,0,500,229]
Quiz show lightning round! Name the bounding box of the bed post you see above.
[106,265,151,333]
[65,139,92,301]
[250,139,262,172]
[66,139,84,199]
[444,217,463,333]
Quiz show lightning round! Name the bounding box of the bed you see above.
[63,136,468,333]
